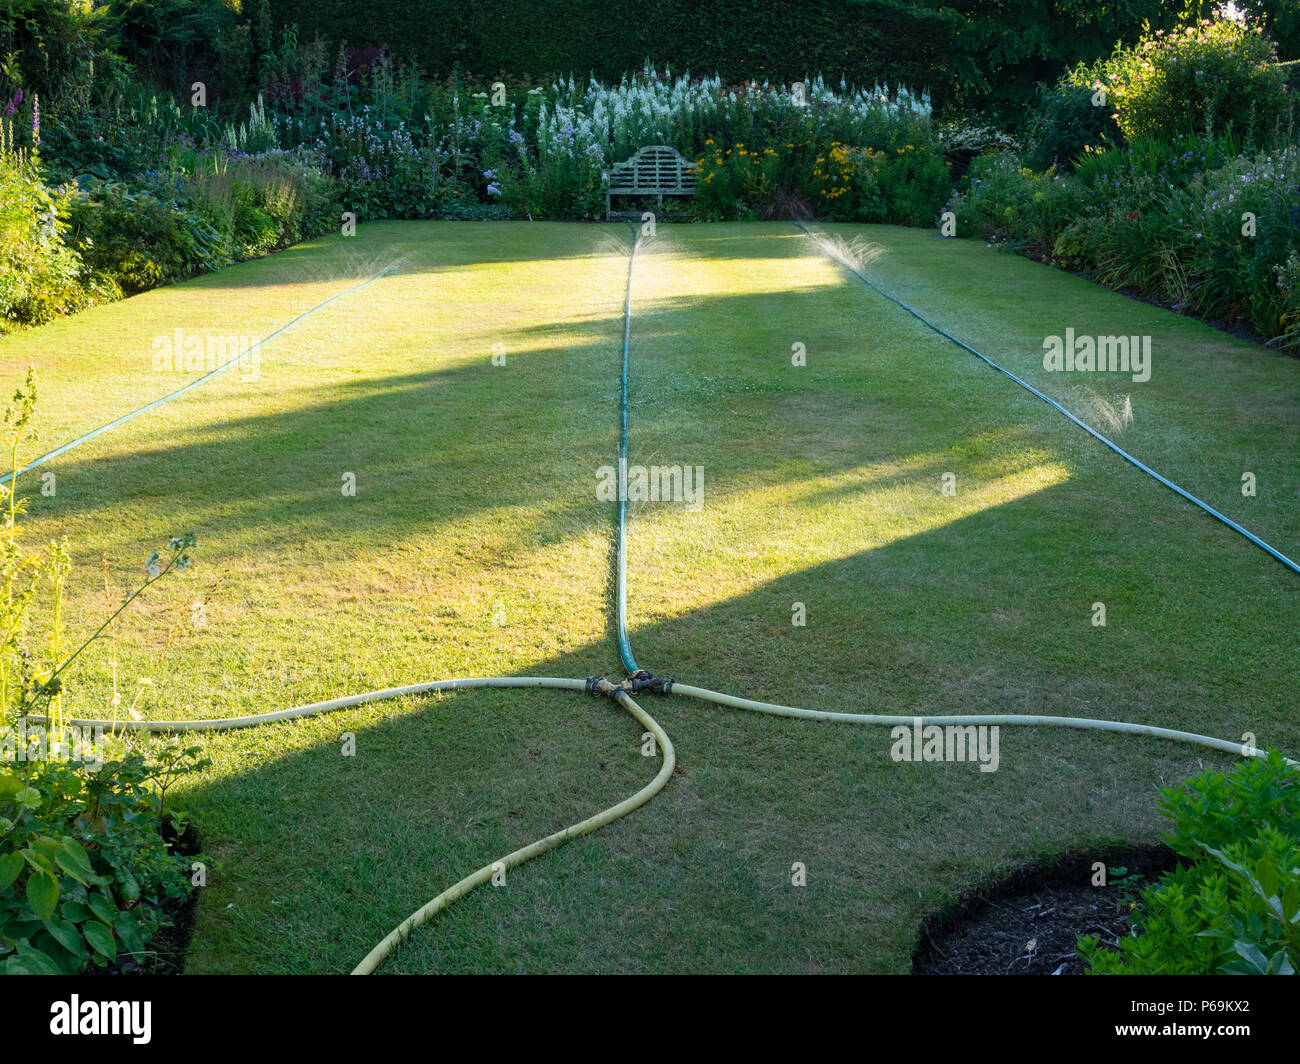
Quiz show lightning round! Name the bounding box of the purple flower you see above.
[487,182,502,196]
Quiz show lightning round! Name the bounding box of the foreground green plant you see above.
[0,371,207,974]
[0,741,209,974]
[1079,752,1300,975]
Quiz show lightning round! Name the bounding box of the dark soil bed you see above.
[913,845,1179,975]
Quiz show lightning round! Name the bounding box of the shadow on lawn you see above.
[27,273,959,548]
[171,474,1297,973]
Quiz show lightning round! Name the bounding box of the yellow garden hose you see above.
[351,686,674,974]
[55,676,591,731]
[665,683,1297,767]
[41,676,676,975]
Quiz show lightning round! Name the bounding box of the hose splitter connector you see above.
[586,671,674,699]
[626,669,674,695]
[586,676,624,700]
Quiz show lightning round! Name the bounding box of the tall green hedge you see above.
[264,0,962,103]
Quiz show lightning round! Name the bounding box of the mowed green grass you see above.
[2,221,1296,973]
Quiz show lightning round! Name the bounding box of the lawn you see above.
[2,220,1296,973]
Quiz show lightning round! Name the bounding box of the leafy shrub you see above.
[695,140,787,221]
[186,149,339,257]
[36,72,226,185]
[1079,752,1300,975]
[936,116,1018,182]
[877,141,949,225]
[497,134,606,221]
[1071,133,1238,197]
[432,199,514,221]
[1106,18,1291,144]
[1058,135,1239,275]
[1275,251,1300,350]
[693,137,946,224]
[1172,143,1300,341]
[0,375,207,974]
[948,152,1083,258]
[1024,62,1120,170]
[0,0,120,116]
[1024,19,1292,170]
[8,114,339,330]
[305,110,442,219]
[809,142,884,222]
[66,178,230,294]
[1060,203,1191,302]
[1,743,209,974]
[1054,141,1300,346]
[0,122,103,332]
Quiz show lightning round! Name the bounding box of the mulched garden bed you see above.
[913,845,1179,975]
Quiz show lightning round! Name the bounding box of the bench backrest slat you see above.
[606,146,696,210]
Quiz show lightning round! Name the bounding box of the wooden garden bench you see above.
[605,145,697,219]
